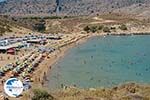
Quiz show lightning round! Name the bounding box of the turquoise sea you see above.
[46,35,150,90]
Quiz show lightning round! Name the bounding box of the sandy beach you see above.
[30,30,150,90]
[31,33,90,88]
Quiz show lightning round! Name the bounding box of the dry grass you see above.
[53,83,150,100]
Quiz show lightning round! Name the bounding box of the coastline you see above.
[107,32,150,36]
[31,31,150,90]
[31,33,92,89]
[3,31,150,100]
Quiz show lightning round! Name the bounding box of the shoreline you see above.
[31,33,91,89]
[32,31,150,91]
[107,32,150,36]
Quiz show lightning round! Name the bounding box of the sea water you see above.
[46,35,150,90]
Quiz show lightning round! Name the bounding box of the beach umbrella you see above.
[0,67,4,72]
[24,60,28,63]
[13,67,20,73]
[20,64,25,69]
[3,67,8,71]
[27,69,31,72]
[13,68,17,73]
[3,67,8,72]
[27,67,32,72]
[29,67,32,72]
[21,72,26,77]
[5,64,13,70]
[17,65,22,69]
[16,61,20,65]
[26,67,31,72]
[0,68,4,72]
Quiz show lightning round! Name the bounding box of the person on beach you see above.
[0,56,3,60]
[43,72,46,80]
[61,84,64,88]
[7,56,10,60]
[90,77,94,81]
[41,80,44,86]
[83,60,86,64]
[38,77,40,82]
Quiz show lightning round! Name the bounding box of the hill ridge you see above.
[0,0,150,17]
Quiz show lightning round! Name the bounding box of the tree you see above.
[32,89,54,100]
[103,27,110,32]
[33,23,46,32]
[110,26,116,32]
[119,24,127,30]
[90,26,97,33]
[83,26,90,33]
[98,25,104,30]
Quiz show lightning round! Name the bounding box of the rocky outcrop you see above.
[0,0,150,16]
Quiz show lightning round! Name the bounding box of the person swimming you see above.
[98,80,101,82]
[91,56,93,59]
[109,64,112,68]
[93,44,96,47]
[145,68,149,71]
[90,77,94,81]
[100,67,103,70]
[83,60,86,64]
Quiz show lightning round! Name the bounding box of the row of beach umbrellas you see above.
[0,51,44,79]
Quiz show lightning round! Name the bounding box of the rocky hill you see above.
[0,0,150,16]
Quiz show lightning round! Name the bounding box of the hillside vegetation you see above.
[20,83,150,100]
[0,15,34,35]
[1,13,150,35]
[54,83,150,100]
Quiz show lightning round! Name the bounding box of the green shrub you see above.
[33,22,46,32]
[90,26,97,33]
[110,27,116,30]
[98,25,104,30]
[119,24,127,30]
[83,26,90,33]
[43,16,61,19]
[32,89,54,100]
[84,25,106,33]
[103,27,110,32]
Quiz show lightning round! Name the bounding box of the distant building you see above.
[7,48,15,55]
[0,40,24,54]
[27,39,47,45]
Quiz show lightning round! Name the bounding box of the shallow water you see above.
[46,35,150,90]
